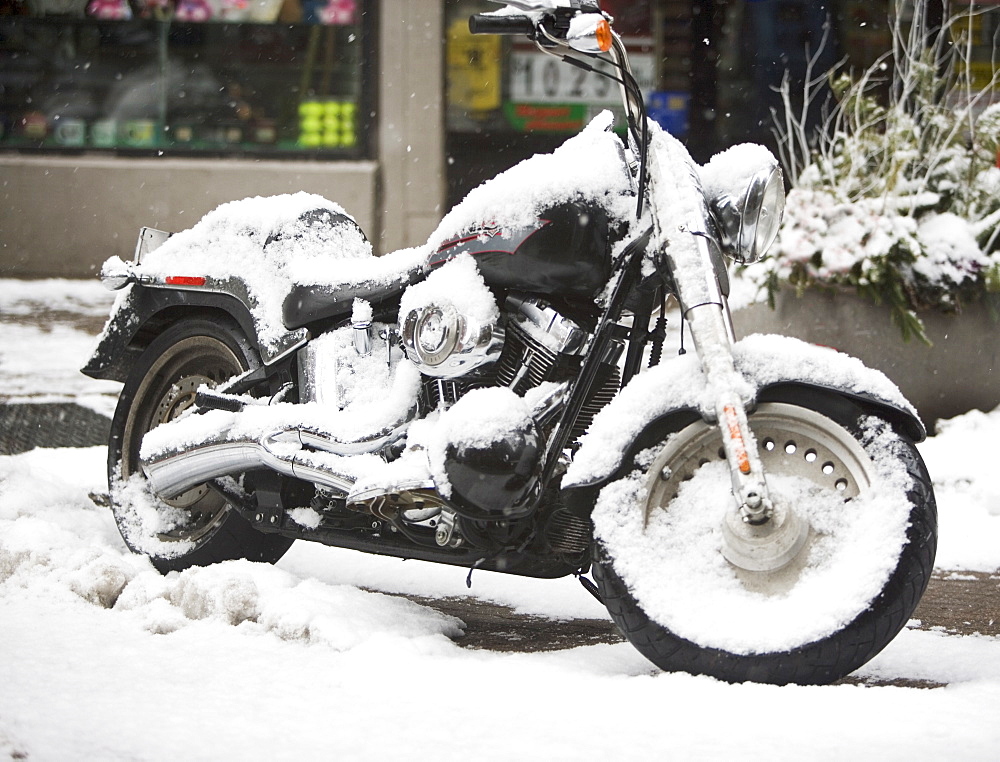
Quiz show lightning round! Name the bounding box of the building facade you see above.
[1,0,996,276]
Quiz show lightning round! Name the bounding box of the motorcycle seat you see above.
[281,247,428,329]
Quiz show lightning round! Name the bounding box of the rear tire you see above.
[108,317,294,574]
[592,393,936,685]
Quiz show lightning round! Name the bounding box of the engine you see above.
[403,292,622,441]
[386,286,622,553]
[494,295,622,442]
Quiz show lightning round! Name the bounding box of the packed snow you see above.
[2,276,1000,760]
[593,418,915,654]
[0,278,123,416]
[99,192,428,354]
[426,110,635,251]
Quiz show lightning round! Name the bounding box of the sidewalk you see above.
[0,278,121,454]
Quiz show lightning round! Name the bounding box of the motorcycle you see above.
[84,0,936,685]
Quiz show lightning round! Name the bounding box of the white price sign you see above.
[509,51,655,105]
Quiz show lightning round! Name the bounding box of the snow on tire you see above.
[108,317,294,574]
[591,394,937,685]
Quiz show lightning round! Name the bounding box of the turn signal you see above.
[595,19,612,52]
[165,275,207,286]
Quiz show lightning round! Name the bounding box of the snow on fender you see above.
[563,333,922,489]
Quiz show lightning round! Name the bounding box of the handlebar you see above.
[469,13,535,36]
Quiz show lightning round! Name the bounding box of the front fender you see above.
[563,333,924,493]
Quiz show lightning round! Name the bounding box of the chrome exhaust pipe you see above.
[142,430,362,499]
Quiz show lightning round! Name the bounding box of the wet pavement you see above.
[0,403,110,455]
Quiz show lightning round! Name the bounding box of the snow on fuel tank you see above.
[425,111,636,299]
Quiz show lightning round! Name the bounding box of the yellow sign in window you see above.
[447,18,502,114]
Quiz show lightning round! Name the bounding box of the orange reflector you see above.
[723,404,752,474]
[165,275,206,287]
[595,19,613,52]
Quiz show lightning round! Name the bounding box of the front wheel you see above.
[592,394,937,685]
[108,317,294,574]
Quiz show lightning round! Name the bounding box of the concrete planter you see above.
[734,288,1000,430]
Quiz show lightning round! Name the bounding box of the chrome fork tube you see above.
[645,136,773,521]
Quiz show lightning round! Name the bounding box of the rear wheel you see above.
[108,317,293,573]
[592,394,936,685]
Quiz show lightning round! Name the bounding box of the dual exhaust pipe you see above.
[141,425,404,501]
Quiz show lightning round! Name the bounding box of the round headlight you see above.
[742,166,785,263]
[705,159,785,264]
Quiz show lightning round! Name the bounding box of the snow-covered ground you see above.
[1,279,999,761]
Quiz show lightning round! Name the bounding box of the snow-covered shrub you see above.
[749,1,1000,342]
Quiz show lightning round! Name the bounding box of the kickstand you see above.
[576,573,604,604]
[466,558,485,588]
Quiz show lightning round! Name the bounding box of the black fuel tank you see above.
[430,200,614,298]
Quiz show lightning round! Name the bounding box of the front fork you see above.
[674,234,773,525]
[665,232,810,573]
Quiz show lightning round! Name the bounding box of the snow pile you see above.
[0,447,461,649]
[351,297,373,326]
[440,387,533,452]
[0,437,999,758]
[399,254,499,328]
[917,407,1000,571]
[144,193,371,270]
[592,418,915,654]
[0,278,122,413]
[113,560,463,648]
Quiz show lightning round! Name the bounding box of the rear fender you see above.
[81,283,306,382]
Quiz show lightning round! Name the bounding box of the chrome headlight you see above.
[401,303,504,378]
[709,163,785,264]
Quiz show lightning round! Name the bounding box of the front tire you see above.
[108,317,294,574]
[592,394,936,685]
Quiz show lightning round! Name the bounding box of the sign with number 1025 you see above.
[508,50,655,105]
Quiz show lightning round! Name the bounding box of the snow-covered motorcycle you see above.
[84,0,936,685]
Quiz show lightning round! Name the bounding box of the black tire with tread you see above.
[108,317,294,574]
[592,394,937,685]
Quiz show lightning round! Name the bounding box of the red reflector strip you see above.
[723,404,752,475]
[165,276,206,287]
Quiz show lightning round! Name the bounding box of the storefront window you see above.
[0,0,373,156]
[444,0,660,206]
[957,0,1000,117]
[446,0,657,136]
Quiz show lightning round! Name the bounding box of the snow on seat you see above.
[130,192,429,350]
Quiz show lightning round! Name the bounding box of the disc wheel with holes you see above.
[592,392,937,685]
[108,317,294,573]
